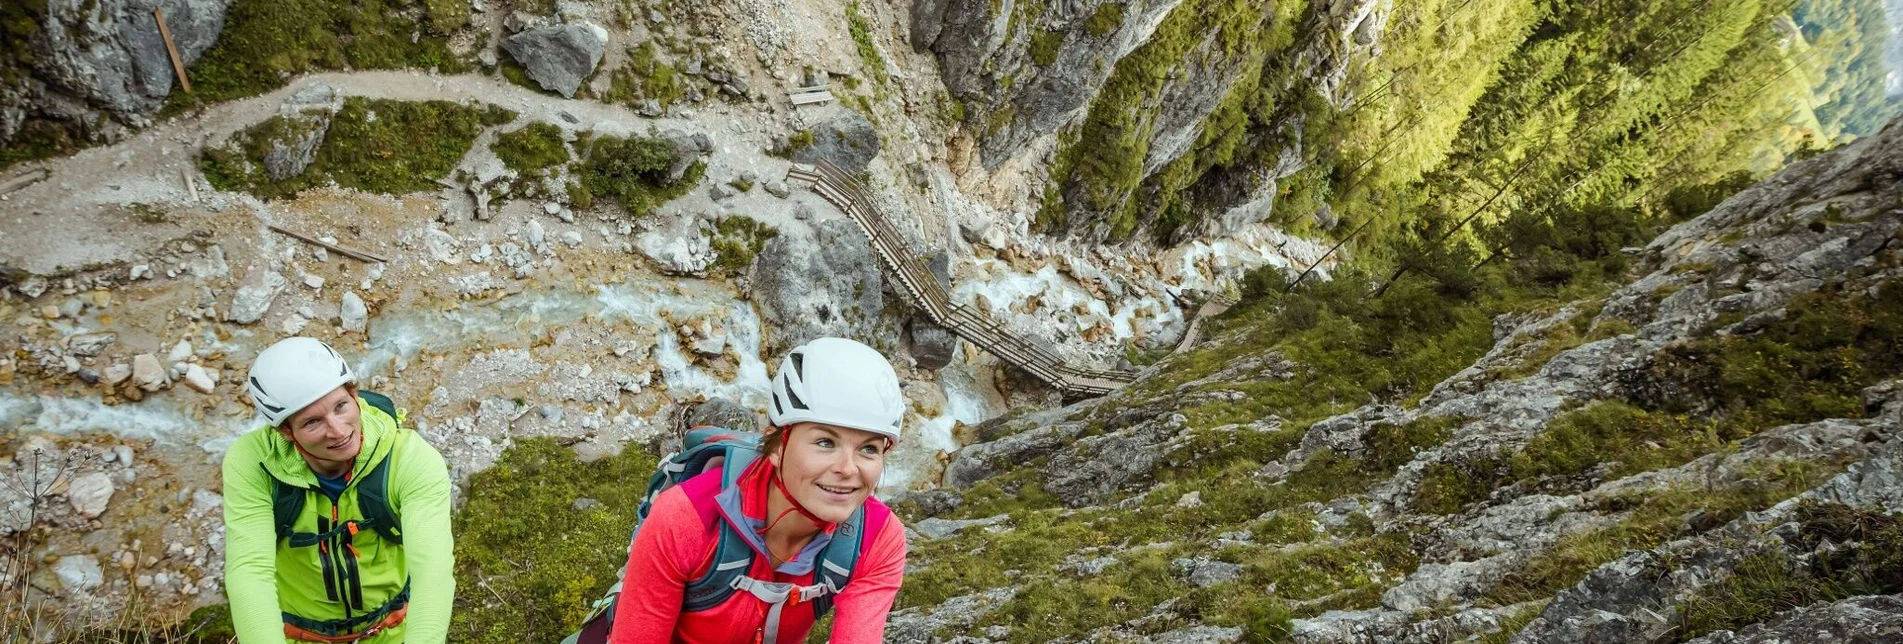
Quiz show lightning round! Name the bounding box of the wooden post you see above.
[154,9,192,94]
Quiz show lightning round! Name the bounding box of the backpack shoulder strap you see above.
[678,468,754,612]
[356,445,403,544]
[358,390,399,422]
[271,467,307,543]
[810,497,892,619]
[350,390,405,544]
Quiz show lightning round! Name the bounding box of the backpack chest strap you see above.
[729,576,832,644]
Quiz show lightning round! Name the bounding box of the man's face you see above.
[279,385,362,465]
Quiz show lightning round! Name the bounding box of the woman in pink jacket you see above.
[609,337,910,644]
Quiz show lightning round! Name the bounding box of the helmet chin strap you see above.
[759,426,832,545]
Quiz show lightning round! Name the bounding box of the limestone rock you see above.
[166,340,193,363]
[103,363,133,385]
[683,399,758,434]
[340,291,368,333]
[4,0,232,152]
[637,215,717,275]
[66,332,116,358]
[66,473,115,519]
[501,22,609,98]
[182,364,216,394]
[131,354,167,391]
[259,112,330,180]
[226,270,286,324]
[54,555,103,592]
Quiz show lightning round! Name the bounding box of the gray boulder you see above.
[790,107,881,175]
[748,220,883,355]
[2,0,232,149]
[502,22,609,98]
[907,250,960,369]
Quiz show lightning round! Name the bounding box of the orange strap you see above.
[283,606,407,643]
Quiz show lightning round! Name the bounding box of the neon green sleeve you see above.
[393,433,456,643]
[220,434,291,644]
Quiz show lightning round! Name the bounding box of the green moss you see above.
[174,0,465,107]
[498,57,547,93]
[606,41,685,110]
[451,438,660,643]
[577,134,704,216]
[846,1,889,87]
[201,98,514,199]
[1085,2,1125,37]
[1029,29,1065,67]
[1678,502,1903,640]
[769,129,816,158]
[706,215,779,274]
[493,122,571,175]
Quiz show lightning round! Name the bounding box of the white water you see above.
[885,359,1007,494]
[360,280,774,410]
[0,393,254,452]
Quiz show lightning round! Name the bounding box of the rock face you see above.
[502,22,609,98]
[789,107,881,175]
[748,220,883,355]
[1,0,233,150]
[911,0,1186,169]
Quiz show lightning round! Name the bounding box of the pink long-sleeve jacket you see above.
[608,461,908,644]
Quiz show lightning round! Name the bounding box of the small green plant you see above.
[846,1,889,87]
[493,122,571,175]
[576,134,704,216]
[706,216,778,274]
[1677,502,1903,640]
[1030,29,1064,67]
[169,0,466,108]
[606,41,685,109]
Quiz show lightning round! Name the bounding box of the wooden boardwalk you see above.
[785,162,1139,397]
[1171,292,1238,355]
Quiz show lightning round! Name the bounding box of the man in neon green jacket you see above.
[222,337,455,643]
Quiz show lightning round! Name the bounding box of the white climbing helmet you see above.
[246,337,356,427]
[767,337,905,441]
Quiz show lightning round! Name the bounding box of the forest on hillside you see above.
[1043,0,1900,248]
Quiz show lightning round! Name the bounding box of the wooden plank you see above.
[0,168,49,195]
[268,225,390,264]
[154,9,192,94]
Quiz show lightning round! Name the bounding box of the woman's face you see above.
[768,422,890,524]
